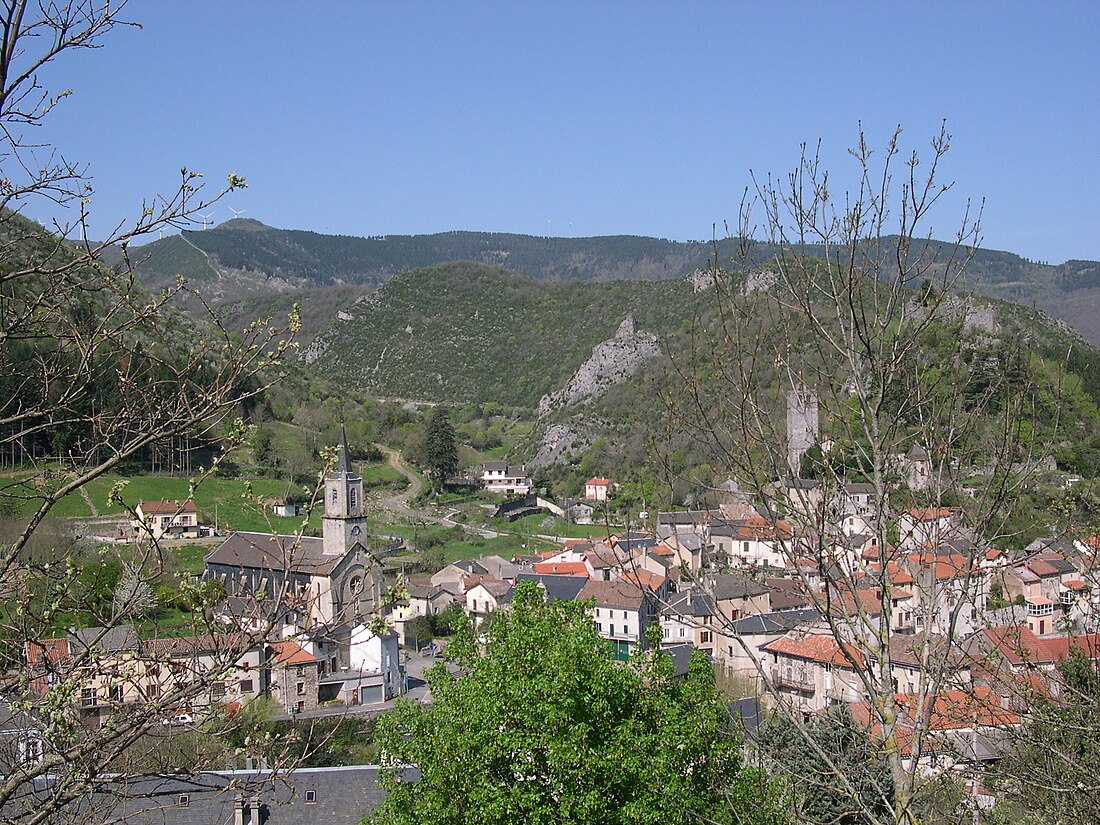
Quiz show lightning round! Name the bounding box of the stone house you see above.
[584,477,612,501]
[268,640,320,714]
[760,631,868,714]
[714,608,821,688]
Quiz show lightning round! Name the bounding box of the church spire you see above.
[323,423,365,556]
[337,424,351,473]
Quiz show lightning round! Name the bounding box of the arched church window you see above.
[331,488,338,505]
[349,487,357,508]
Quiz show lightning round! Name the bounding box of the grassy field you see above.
[1,472,324,534]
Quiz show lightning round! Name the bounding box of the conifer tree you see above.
[423,405,458,491]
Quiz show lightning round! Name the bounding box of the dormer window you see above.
[305,790,317,804]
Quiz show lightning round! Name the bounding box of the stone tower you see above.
[322,425,366,556]
[786,385,819,475]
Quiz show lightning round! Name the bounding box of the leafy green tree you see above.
[371,582,786,825]
[990,649,1100,824]
[422,405,458,491]
[754,707,894,825]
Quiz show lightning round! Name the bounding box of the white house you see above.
[132,499,200,541]
[584,477,612,501]
[465,580,514,629]
[480,461,531,495]
[581,580,653,661]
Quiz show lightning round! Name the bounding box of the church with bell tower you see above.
[323,425,367,556]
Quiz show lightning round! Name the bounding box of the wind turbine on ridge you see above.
[229,207,247,220]
[200,212,214,230]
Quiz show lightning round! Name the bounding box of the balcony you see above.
[1026,598,1054,617]
[771,668,816,695]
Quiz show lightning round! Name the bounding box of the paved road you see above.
[271,647,453,721]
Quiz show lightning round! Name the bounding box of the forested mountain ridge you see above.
[306,261,698,409]
[115,219,1100,346]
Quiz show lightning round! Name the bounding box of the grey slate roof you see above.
[661,590,716,619]
[205,532,342,575]
[728,608,821,635]
[2,765,401,824]
[516,573,588,603]
[68,625,139,654]
[657,510,712,526]
[706,574,770,601]
[661,643,695,677]
[336,424,352,473]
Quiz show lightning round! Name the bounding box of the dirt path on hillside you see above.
[79,486,99,517]
[378,445,422,519]
[376,445,501,539]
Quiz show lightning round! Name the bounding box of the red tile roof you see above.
[139,499,197,514]
[731,516,794,541]
[533,561,590,577]
[904,507,955,521]
[620,569,666,591]
[851,685,1019,754]
[980,625,1100,667]
[270,640,318,666]
[762,633,863,668]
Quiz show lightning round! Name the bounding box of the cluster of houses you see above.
[387,456,1100,781]
[26,428,403,726]
[23,416,1100,800]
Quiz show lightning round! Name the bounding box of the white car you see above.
[161,713,193,726]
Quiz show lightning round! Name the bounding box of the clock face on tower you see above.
[351,525,361,538]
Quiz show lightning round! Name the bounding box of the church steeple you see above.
[322,425,365,555]
[337,424,351,473]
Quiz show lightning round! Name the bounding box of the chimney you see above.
[250,796,262,824]
[233,795,245,825]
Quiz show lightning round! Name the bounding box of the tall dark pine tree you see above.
[424,406,458,491]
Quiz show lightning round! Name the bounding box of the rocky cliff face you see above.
[537,316,660,416]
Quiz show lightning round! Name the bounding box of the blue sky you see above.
[25,1,1100,263]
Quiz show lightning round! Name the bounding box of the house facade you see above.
[132,499,200,541]
[584,478,612,501]
[480,461,531,495]
[581,580,654,660]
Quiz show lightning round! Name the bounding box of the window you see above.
[297,682,306,696]
[211,681,226,699]
[240,679,254,693]
[662,627,669,638]
[178,794,190,807]
[596,622,602,632]
[109,684,123,701]
[622,625,628,636]
[700,631,711,644]
[81,688,96,707]
[330,488,338,504]
[349,488,357,508]
[146,683,160,698]
[305,790,317,804]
